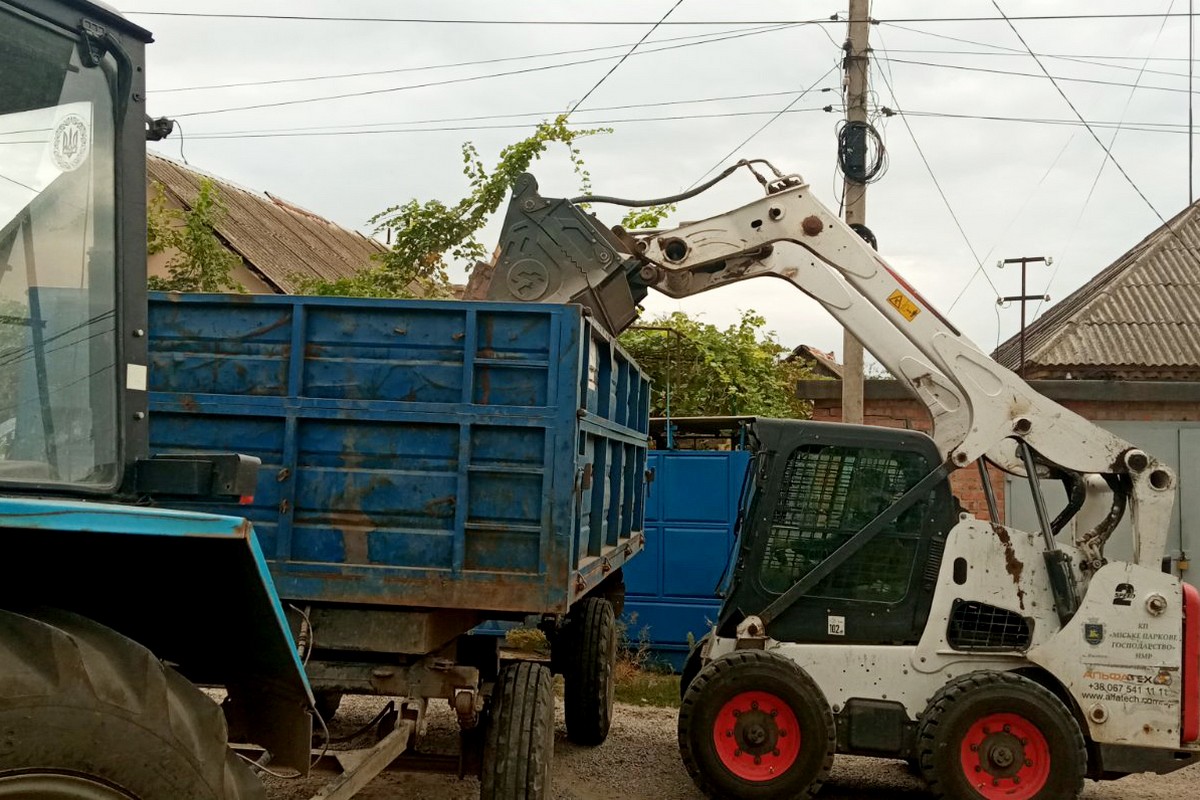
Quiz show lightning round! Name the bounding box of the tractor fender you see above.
[0,496,313,774]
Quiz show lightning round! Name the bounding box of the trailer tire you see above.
[917,670,1086,800]
[313,690,343,723]
[0,607,263,800]
[481,661,554,800]
[678,650,834,800]
[562,596,617,746]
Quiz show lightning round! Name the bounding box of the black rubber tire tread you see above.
[916,670,1086,800]
[480,661,554,800]
[562,596,616,746]
[313,690,343,723]
[0,607,263,799]
[679,633,710,702]
[678,650,835,800]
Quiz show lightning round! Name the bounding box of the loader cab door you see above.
[718,419,956,645]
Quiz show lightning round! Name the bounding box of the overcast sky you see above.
[128,0,1198,362]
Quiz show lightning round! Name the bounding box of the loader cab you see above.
[0,0,152,495]
[718,418,957,644]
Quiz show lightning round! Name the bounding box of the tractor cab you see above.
[0,0,151,495]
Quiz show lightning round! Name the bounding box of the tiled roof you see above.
[147,153,385,294]
[992,201,1200,380]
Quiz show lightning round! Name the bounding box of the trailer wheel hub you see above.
[960,712,1050,800]
[712,690,802,781]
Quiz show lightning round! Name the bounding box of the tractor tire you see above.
[0,607,263,800]
[562,596,617,746]
[678,650,834,800]
[481,661,554,800]
[313,690,343,723]
[916,670,1086,800]
[679,633,711,702]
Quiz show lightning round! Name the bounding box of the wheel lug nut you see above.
[1020,738,1027,746]
[773,749,780,756]
[734,749,742,757]
[1013,777,1020,784]
[982,726,990,735]
[993,779,1000,787]
[754,756,762,765]
[733,710,741,718]
[751,701,759,710]
[778,729,787,737]
[970,744,978,752]
[974,766,982,773]
[1025,759,1033,767]
[1003,724,1011,733]
[726,731,733,738]
[770,709,778,717]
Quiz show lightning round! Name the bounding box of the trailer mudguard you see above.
[0,496,313,773]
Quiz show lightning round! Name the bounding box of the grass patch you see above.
[614,660,680,707]
[502,612,683,708]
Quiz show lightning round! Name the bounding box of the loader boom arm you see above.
[480,168,1177,569]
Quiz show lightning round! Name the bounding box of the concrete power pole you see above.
[841,0,870,424]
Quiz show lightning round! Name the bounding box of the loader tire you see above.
[562,596,617,746]
[481,661,554,800]
[916,670,1086,800]
[0,607,263,800]
[679,633,710,702]
[678,650,834,800]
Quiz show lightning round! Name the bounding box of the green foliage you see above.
[147,179,242,293]
[299,114,610,298]
[619,311,811,419]
[620,203,675,231]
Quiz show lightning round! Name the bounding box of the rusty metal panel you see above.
[146,293,650,617]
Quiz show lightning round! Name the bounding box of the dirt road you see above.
[264,697,1199,799]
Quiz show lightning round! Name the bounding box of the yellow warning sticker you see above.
[887,290,921,322]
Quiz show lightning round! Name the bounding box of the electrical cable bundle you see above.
[836,119,888,183]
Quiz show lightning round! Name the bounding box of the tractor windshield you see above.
[0,6,120,488]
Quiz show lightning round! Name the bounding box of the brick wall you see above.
[810,384,1196,524]
[813,397,1006,522]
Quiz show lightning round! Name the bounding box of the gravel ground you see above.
[263,695,1200,799]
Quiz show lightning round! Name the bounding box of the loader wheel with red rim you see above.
[916,671,1086,800]
[678,650,834,799]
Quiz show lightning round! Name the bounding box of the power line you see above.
[989,1,1172,230]
[567,0,685,116]
[882,48,1188,81]
[151,23,795,94]
[170,21,822,118]
[1035,0,1177,320]
[182,107,838,141]
[123,11,1200,25]
[879,57,1195,97]
[687,65,840,189]
[189,87,839,138]
[869,52,996,300]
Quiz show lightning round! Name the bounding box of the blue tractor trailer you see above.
[0,2,649,798]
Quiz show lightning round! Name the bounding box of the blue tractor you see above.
[0,1,321,795]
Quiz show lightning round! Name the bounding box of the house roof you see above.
[147,154,385,294]
[785,344,844,379]
[992,201,1200,380]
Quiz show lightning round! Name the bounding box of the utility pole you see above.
[997,256,1051,377]
[841,0,870,424]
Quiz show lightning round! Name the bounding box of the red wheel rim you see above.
[712,690,802,782]
[959,712,1051,800]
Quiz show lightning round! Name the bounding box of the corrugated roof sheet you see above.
[992,200,1200,380]
[147,154,385,294]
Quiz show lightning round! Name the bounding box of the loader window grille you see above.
[760,444,930,602]
[946,600,1031,651]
